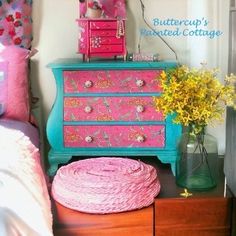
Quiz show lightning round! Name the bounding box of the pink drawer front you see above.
[64,70,162,93]
[91,30,117,37]
[64,125,165,148]
[64,97,163,122]
[90,36,123,45]
[90,44,123,53]
[90,21,118,29]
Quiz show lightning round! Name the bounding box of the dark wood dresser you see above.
[51,157,233,236]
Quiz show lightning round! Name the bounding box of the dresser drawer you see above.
[90,44,123,53]
[90,36,123,46]
[64,125,165,148]
[90,21,118,30]
[64,70,162,93]
[64,96,163,122]
[91,30,118,37]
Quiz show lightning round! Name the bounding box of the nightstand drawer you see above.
[155,197,232,236]
[64,96,163,122]
[53,200,153,236]
[64,125,165,148]
[64,70,162,94]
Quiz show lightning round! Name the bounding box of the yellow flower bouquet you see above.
[153,65,236,190]
[154,65,236,133]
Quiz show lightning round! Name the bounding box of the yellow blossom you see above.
[153,65,236,128]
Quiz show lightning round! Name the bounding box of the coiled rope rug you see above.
[51,157,161,214]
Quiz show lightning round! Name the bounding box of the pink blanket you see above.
[0,119,53,236]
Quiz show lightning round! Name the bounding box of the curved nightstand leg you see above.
[156,152,177,176]
[48,150,72,176]
[170,162,176,176]
[48,163,60,177]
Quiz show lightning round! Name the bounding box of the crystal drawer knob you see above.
[136,135,145,143]
[136,105,145,113]
[84,80,93,88]
[136,79,145,87]
[84,106,92,113]
[85,136,93,143]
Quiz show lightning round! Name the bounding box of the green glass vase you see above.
[176,125,218,191]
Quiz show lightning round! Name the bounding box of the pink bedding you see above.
[0,45,31,122]
[0,1,52,234]
[0,119,53,236]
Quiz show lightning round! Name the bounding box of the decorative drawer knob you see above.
[136,79,145,87]
[136,135,145,143]
[85,136,93,143]
[136,105,145,113]
[84,80,93,88]
[84,106,92,113]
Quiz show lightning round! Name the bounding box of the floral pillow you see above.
[0,61,8,116]
[0,0,33,49]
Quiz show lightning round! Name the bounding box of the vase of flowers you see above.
[154,65,236,190]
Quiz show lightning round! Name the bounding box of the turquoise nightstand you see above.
[47,59,181,176]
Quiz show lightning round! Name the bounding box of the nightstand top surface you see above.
[144,157,228,199]
[47,58,178,70]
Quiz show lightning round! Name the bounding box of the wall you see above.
[31,0,230,157]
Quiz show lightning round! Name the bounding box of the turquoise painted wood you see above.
[47,59,182,176]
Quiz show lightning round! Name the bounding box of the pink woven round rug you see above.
[51,157,161,214]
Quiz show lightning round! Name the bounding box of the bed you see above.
[0,119,53,236]
[0,1,53,235]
